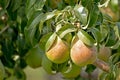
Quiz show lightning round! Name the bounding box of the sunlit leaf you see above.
[116,22,120,37]
[45,33,57,52]
[34,0,46,11]
[77,29,95,46]
[59,28,76,38]
[39,32,53,51]
[74,5,87,25]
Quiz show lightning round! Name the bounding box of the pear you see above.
[98,46,111,62]
[71,36,97,66]
[46,37,70,64]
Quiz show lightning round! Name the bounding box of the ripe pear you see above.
[98,46,111,62]
[46,37,70,64]
[71,36,97,66]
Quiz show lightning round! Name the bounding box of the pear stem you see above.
[93,59,110,72]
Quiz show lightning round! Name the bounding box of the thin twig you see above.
[0,25,9,35]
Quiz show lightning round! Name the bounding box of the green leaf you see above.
[25,11,56,46]
[57,23,75,35]
[12,0,22,12]
[0,60,5,80]
[0,0,10,9]
[39,32,53,51]
[61,62,81,78]
[100,25,109,42]
[26,7,35,20]
[59,28,76,38]
[39,11,56,33]
[26,0,46,19]
[96,12,103,25]
[74,5,87,25]
[94,0,100,3]
[77,29,95,46]
[42,55,55,74]
[116,22,120,37]
[86,4,100,28]
[34,0,46,11]
[45,33,57,52]
[14,68,26,80]
[90,28,102,43]
[26,0,36,10]
[111,40,120,49]
[105,27,118,47]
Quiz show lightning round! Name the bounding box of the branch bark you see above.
[93,59,110,73]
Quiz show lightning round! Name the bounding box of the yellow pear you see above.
[71,36,97,66]
[46,37,70,64]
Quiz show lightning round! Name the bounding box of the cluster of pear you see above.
[45,33,111,78]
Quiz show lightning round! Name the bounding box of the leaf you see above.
[42,55,55,74]
[111,40,120,49]
[90,28,102,43]
[14,68,26,80]
[81,0,92,7]
[25,11,56,46]
[86,4,100,28]
[105,27,118,47]
[26,0,46,19]
[39,11,56,33]
[0,0,10,9]
[77,29,95,46]
[59,28,76,38]
[116,22,120,37]
[0,60,5,80]
[100,25,109,42]
[12,0,22,12]
[74,5,87,25]
[57,23,75,35]
[96,12,103,25]
[39,32,53,51]
[26,7,35,20]
[94,0,101,3]
[34,0,46,11]
[45,33,57,52]
[26,0,36,10]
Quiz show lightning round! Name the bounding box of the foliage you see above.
[0,0,120,80]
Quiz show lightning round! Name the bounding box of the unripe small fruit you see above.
[46,37,70,64]
[62,63,81,78]
[71,36,97,66]
[25,46,43,68]
[98,46,111,62]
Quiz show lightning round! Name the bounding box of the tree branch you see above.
[0,25,9,35]
[93,59,110,73]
